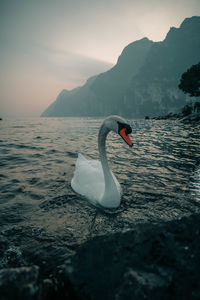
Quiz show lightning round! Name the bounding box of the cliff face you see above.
[41,76,98,117]
[125,16,200,117]
[41,38,153,117]
[41,16,200,118]
[89,38,154,116]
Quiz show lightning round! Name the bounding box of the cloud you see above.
[24,43,113,87]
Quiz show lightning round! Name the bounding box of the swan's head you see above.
[103,115,133,147]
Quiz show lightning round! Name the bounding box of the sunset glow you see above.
[0,0,199,117]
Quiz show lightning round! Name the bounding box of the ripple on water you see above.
[66,151,78,158]
[0,117,199,229]
[29,192,44,200]
[26,177,40,185]
[0,174,7,179]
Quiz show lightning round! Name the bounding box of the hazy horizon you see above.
[0,0,200,117]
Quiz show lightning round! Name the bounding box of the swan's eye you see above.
[126,125,132,135]
[117,122,132,135]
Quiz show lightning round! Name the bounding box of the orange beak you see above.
[119,128,133,147]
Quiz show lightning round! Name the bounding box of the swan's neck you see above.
[98,124,120,208]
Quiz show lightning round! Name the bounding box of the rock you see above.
[0,246,26,268]
[1,215,200,299]
[151,102,200,123]
[63,214,200,299]
[0,266,39,300]
[181,104,193,116]
[194,101,200,113]
[116,269,169,300]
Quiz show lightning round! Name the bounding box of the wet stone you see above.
[63,214,200,300]
[0,266,39,300]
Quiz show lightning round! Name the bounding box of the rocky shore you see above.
[148,101,200,123]
[1,212,200,300]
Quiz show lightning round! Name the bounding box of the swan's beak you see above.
[119,128,133,147]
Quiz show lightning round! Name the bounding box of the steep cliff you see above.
[41,16,200,118]
[125,16,200,117]
[41,37,152,117]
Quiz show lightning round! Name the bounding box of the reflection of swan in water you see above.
[71,116,133,208]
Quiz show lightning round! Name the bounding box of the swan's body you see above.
[71,116,133,208]
[71,153,121,207]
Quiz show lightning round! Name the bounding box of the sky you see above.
[0,0,200,117]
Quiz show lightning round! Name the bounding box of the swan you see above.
[71,115,133,209]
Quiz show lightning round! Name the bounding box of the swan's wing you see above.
[111,171,122,195]
[75,153,103,176]
[71,153,104,204]
[71,152,121,204]
[75,153,88,166]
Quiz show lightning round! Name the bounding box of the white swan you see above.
[71,116,133,209]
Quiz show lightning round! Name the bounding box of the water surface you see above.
[0,117,200,244]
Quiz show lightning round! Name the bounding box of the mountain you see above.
[41,38,152,117]
[125,16,200,117]
[41,16,200,118]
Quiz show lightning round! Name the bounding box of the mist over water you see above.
[0,117,200,241]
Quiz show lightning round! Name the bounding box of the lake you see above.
[0,117,200,246]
